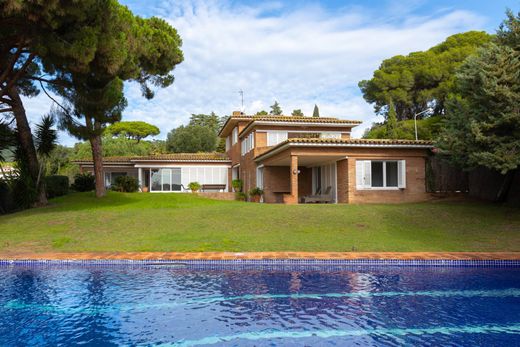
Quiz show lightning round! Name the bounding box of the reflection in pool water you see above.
[0,265,519,346]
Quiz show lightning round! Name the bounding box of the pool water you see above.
[0,264,519,346]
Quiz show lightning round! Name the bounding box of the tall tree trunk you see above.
[89,134,106,198]
[8,87,47,205]
[495,169,516,203]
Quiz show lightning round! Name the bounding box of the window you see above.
[150,168,182,192]
[256,166,264,189]
[288,132,320,139]
[225,136,231,151]
[319,132,341,139]
[104,172,127,188]
[356,160,406,189]
[232,127,238,144]
[267,131,288,146]
[241,132,255,155]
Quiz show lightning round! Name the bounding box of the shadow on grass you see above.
[1,191,144,218]
[1,190,241,219]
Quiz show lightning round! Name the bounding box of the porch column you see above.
[289,155,299,204]
[138,167,143,191]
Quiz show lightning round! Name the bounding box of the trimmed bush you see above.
[45,175,69,199]
[72,173,95,192]
[112,175,139,192]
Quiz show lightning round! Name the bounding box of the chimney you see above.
[232,110,243,116]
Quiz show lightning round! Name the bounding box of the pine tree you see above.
[312,104,320,117]
[439,10,520,200]
[386,101,398,139]
[291,109,303,117]
[269,101,282,116]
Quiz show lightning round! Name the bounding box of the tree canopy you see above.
[50,2,183,197]
[312,104,320,118]
[439,11,520,176]
[166,113,225,153]
[269,101,283,116]
[166,125,217,153]
[0,0,115,204]
[359,31,491,121]
[291,109,303,117]
[106,121,160,142]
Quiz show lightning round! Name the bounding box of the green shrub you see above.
[188,181,201,192]
[235,191,247,201]
[112,175,139,192]
[249,187,263,196]
[232,179,243,192]
[0,180,15,214]
[71,173,95,192]
[44,175,69,199]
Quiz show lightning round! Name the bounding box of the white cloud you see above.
[21,0,486,144]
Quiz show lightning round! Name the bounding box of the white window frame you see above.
[265,130,342,145]
[241,132,255,156]
[267,131,288,146]
[225,136,231,151]
[256,165,264,189]
[356,160,406,190]
[232,127,238,144]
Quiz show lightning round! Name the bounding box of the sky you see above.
[21,0,519,145]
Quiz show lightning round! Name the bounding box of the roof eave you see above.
[254,141,433,162]
[239,120,361,138]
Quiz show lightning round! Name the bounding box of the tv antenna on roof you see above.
[238,90,244,113]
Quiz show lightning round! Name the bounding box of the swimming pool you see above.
[0,263,519,346]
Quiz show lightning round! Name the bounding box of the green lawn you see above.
[0,192,519,253]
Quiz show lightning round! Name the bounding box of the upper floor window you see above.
[232,127,238,144]
[356,160,406,190]
[267,131,342,146]
[267,131,288,146]
[225,136,231,151]
[320,132,341,139]
[241,132,255,155]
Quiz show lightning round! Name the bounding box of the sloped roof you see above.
[285,138,433,145]
[218,114,362,137]
[74,153,230,164]
[131,153,230,161]
[255,137,434,161]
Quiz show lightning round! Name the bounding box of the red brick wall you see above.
[336,159,349,203]
[344,155,430,204]
[263,166,290,203]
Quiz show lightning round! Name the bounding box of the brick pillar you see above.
[288,155,299,204]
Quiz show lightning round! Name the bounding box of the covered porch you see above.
[257,151,346,204]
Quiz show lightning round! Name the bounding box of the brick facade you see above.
[77,114,433,204]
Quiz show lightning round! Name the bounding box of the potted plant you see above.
[188,181,201,193]
[249,187,263,202]
[142,186,149,193]
[231,179,243,192]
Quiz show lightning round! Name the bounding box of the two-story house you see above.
[76,111,434,203]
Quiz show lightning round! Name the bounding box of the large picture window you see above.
[356,160,406,190]
[150,168,182,192]
[104,172,127,188]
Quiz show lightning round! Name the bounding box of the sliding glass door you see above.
[150,168,182,192]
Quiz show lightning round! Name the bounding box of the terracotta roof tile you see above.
[132,153,230,161]
[218,114,362,137]
[255,138,434,161]
[285,138,434,145]
[74,153,230,164]
[248,116,362,124]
